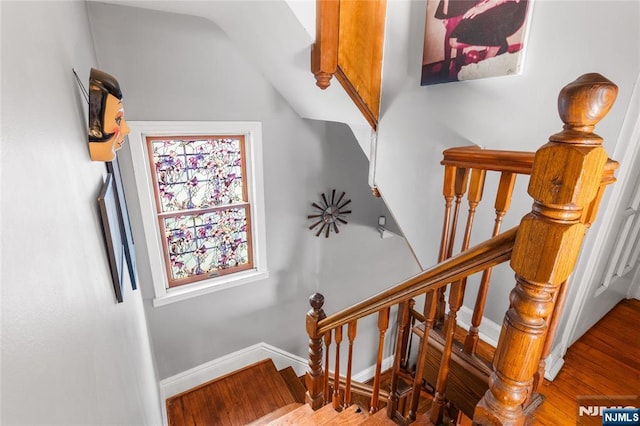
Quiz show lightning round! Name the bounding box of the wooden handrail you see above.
[442,145,618,181]
[441,146,535,174]
[307,226,517,414]
[441,146,619,246]
[316,226,518,335]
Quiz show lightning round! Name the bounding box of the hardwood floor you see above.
[530,298,640,425]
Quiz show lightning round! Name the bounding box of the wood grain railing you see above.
[311,0,386,129]
[414,143,617,422]
[305,227,518,413]
[419,145,535,423]
[305,73,618,425]
[436,146,618,398]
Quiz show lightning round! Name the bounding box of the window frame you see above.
[127,121,268,306]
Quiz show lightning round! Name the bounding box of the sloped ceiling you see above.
[91,0,369,129]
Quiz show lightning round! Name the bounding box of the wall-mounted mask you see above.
[88,68,129,162]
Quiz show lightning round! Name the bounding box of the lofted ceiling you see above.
[90,0,374,156]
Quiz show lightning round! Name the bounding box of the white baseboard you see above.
[543,345,565,381]
[158,342,307,425]
[627,267,640,299]
[160,342,307,398]
[352,355,396,383]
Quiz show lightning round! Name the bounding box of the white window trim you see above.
[128,121,268,307]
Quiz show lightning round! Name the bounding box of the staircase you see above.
[166,358,407,425]
[166,359,305,425]
[164,300,640,426]
[252,402,398,425]
[167,73,620,426]
[300,73,621,426]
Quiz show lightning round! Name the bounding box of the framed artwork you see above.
[107,155,138,291]
[421,0,534,85]
[98,173,125,303]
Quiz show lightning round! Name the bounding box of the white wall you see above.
[82,0,640,386]
[0,2,162,424]
[375,0,640,326]
[87,3,420,380]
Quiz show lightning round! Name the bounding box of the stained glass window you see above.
[146,135,253,287]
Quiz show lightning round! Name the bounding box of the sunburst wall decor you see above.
[308,190,352,238]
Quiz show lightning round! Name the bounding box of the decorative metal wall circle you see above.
[308,190,352,238]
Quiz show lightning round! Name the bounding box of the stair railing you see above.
[304,73,618,425]
[428,145,618,420]
[409,145,537,424]
[305,226,518,415]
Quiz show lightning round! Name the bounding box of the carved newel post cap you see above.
[309,293,325,311]
[556,73,618,135]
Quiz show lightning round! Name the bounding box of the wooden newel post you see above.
[306,292,327,410]
[311,0,339,89]
[474,73,618,426]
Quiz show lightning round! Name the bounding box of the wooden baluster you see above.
[461,168,486,249]
[370,307,390,414]
[464,172,517,355]
[422,165,458,410]
[474,73,618,425]
[435,166,457,325]
[333,325,343,410]
[306,293,327,410]
[430,168,486,424]
[408,290,438,422]
[323,331,332,406]
[448,167,471,257]
[401,298,416,370]
[388,301,410,419]
[344,320,357,407]
[420,164,459,420]
[311,0,339,89]
[437,167,470,323]
[439,165,457,261]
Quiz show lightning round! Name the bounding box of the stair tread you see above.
[410,414,438,426]
[166,358,297,426]
[263,404,314,424]
[268,403,365,425]
[297,404,341,425]
[331,404,370,425]
[360,409,397,425]
[247,402,303,425]
[278,366,306,403]
[360,410,438,425]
